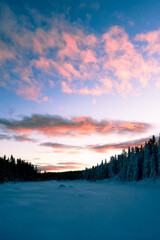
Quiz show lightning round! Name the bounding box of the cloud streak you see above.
[88,137,150,153]
[40,142,77,149]
[0,133,36,142]
[40,142,80,153]
[37,162,84,171]
[0,115,150,137]
[40,136,150,154]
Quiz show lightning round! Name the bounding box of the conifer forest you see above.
[1,135,160,183]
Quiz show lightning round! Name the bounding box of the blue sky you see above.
[1,0,160,171]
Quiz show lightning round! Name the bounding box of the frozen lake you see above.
[1,179,160,240]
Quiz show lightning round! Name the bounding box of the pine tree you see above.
[158,134,160,175]
[150,143,157,178]
[119,150,128,181]
[127,147,134,181]
[133,147,140,181]
[108,156,117,178]
[143,142,151,178]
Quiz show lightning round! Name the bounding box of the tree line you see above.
[82,135,160,181]
[0,155,39,183]
[1,135,160,183]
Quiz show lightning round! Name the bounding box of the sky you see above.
[1,0,160,172]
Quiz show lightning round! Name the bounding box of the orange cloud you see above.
[0,114,151,137]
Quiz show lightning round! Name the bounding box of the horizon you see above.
[1,0,160,172]
[2,134,158,173]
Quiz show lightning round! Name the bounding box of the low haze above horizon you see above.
[1,0,160,171]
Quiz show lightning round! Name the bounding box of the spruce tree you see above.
[143,142,151,178]
[158,134,160,175]
[150,141,158,178]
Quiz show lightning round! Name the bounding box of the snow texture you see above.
[1,179,160,240]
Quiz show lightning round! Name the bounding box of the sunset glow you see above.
[1,0,160,171]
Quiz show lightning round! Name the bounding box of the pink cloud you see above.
[38,162,84,171]
[0,114,151,137]
[92,99,96,104]
[33,28,61,55]
[81,49,97,63]
[49,80,55,88]
[40,142,82,154]
[40,142,79,150]
[33,38,43,55]
[135,29,160,56]
[102,26,134,57]
[52,61,81,82]
[39,136,151,154]
[42,96,49,102]
[16,82,42,101]
[61,81,73,94]
[63,62,81,79]
[58,32,79,60]
[84,34,97,46]
[33,57,51,72]
[2,6,160,101]
[61,77,113,96]
[51,61,72,81]
[89,137,149,153]
[102,26,160,93]
[56,26,160,97]
[0,48,15,62]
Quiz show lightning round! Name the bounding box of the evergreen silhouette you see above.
[0,155,38,183]
[1,135,160,183]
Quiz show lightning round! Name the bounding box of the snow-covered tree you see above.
[150,143,157,178]
[133,147,141,181]
[158,134,160,175]
[108,156,117,178]
[127,147,134,181]
[143,141,151,178]
[119,150,128,181]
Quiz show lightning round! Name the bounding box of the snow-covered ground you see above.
[1,179,160,240]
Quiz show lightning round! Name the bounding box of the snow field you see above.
[1,179,160,240]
